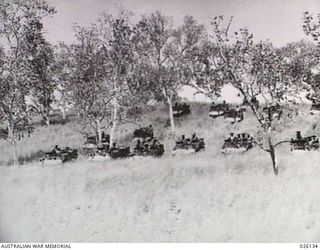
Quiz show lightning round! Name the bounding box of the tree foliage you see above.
[302,12,320,101]
[136,12,208,131]
[22,18,56,125]
[202,16,302,174]
[0,0,55,164]
[59,10,152,145]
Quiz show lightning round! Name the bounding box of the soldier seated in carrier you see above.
[237,134,241,140]
[296,131,302,140]
[147,124,153,135]
[191,133,198,143]
[135,139,142,149]
[182,103,188,109]
[142,143,150,154]
[62,147,70,153]
[230,133,235,142]
[185,138,192,146]
[150,138,158,150]
[134,140,143,155]
[175,135,188,150]
[53,145,61,154]
[177,135,186,145]
[225,133,232,143]
[174,102,179,109]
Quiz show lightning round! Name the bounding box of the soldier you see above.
[54,145,61,154]
[182,103,188,110]
[150,138,158,150]
[229,133,235,142]
[247,134,252,143]
[192,132,198,143]
[296,131,302,140]
[185,138,191,146]
[182,135,188,145]
[236,134,242,146]
[174,102,179,109]
[143,143,150,155]
[178,135,185,144]
[148,124,153,136]
[241,133,247,142]
[134,139,142,154]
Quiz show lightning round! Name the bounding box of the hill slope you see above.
[1,103,320,242]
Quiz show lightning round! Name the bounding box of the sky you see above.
[45,0,320,47]
[44,0,320,102]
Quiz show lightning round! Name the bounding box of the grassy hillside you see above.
[1,102,320,242]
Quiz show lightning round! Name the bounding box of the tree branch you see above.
[274,140,291,148]
[253,140,270,152]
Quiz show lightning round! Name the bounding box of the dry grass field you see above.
[1,102,320,242]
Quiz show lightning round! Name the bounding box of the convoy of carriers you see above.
[38,100,320,165]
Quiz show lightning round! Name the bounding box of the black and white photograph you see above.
[0,0,320,244]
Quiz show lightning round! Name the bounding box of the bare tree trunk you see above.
[109,105,118,148]
[45,116,50,126]
[167,97,175,132]
[43,107,51,126]
[61,108,66,120]
[10,142,17,166]
[268,139,278,175]
[7,123,17,165]
[96,119,102,145]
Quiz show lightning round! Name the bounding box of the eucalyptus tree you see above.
[52,45,73,121]
[202,16,301,175]
[62,11,150,146]
[96,11,148,146]
[0,0,55,164]
[169,15,210,118]
[302,12,320,101]
[134,12,178,131]
[22,19,56,126]
[58,25,114,145]
[184,33,224,100]
[135,13,208,132]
